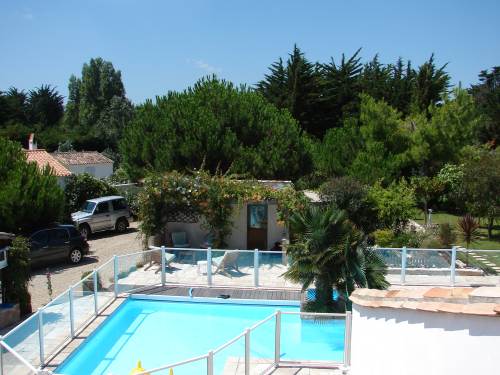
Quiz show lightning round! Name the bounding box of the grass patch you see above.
[413,210,500,269]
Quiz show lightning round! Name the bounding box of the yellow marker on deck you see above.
[130,360,150,375]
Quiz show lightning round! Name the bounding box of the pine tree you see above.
[412,54,450,114]
[257,45,321,137]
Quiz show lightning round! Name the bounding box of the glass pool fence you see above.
[1,245,498,374]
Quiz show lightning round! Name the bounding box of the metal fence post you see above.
[401,246,407,285]
[207,350,214,375]
[254,249,259,288]
[69,288,75,338]
[343,311,352,367]
[93,270,99,316]
[0,336,4,375]
[450,246,457,286]
[113,255,119,297]
[161,246,166,286]
[244,328,250,375]
[207,247,212,286]
[274,310,281,365]
[37,308,45,367]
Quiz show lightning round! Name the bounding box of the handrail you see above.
[212,331,247,355]
[2,311,40,340]
[140,309,348,374]
[0,340,38,373]
[248,312,277,330]
[281,311,346,317]
[148,245,286,255]
[135,353,208,374]
[2,244,498,374]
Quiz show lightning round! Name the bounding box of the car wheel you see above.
[79,224,91,239]
[69,248,83,264]
[115,218,128,233]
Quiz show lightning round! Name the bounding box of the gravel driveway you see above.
[29,222,143,309]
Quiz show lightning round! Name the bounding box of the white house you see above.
[349,287,500,375]
[53,151,114,179]
[165,181,291,250]
[24,149,72,188]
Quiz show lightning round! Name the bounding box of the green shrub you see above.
[373,229,395,247]
[368,180,417,232]
[1,237,32,314]
[0,137,64,234]
[65,173,118,213]
[438,223,456,248]
[374,229,425,248]
[319,176,379,233]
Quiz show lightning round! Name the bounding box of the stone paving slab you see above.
[222,357,345,374]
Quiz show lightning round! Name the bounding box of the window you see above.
[49,229,69,244]
[81,201,96,213]
[95,202,109,214]
[31,231,48,246]
[112,199,127,211]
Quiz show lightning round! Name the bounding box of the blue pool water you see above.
[56,298,345,375]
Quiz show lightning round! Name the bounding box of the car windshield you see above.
[81,201,96,213]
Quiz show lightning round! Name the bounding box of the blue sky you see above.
[1,0,499,104]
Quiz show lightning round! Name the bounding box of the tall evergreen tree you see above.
[318,49,363,131]
[64,58,131,151]
[257,45,321,137]
[386,58,416,115]
[360,55,392,101]
[412,54,450,114]
[469,66,500,146]
[27,84,64,127]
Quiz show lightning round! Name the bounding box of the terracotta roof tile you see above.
[350,287,500,317]
[423,287,473,302]
[462,303,498,316]
[24,149,72,177]
[53,151,113,165]
[437,302,465,314]
[416,302,442,312]
[401,301,420,310]
[394,289,427,300]
[423,287,451,299]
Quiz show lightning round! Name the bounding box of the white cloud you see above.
[186,58,222,73]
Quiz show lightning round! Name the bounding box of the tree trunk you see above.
[487,217,493,239]
[315,277,333,307]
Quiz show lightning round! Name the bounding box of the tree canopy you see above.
[120,76,311,180]
[65,57,134,152]
[0,137,64,234]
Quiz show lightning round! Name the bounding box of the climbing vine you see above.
[138,170,305,248]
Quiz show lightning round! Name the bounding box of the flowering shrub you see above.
[138,170,305,248]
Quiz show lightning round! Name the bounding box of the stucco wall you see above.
[66,163,113,179]
[166,202,287,250]
[350,304,500,375]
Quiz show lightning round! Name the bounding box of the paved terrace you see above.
[116,254,499,293]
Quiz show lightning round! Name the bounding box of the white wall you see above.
[66,163,113,179]
[350,304,500,375]
[166,201,288,250]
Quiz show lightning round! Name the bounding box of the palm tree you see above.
[284,204,388,310]
[457,214,480,265]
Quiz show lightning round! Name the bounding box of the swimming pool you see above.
[56,297,345,375]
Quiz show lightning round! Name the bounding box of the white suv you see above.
[71,196,131,238]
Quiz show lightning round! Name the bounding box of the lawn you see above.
[413,210,500,272]
[413,211,500,249]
